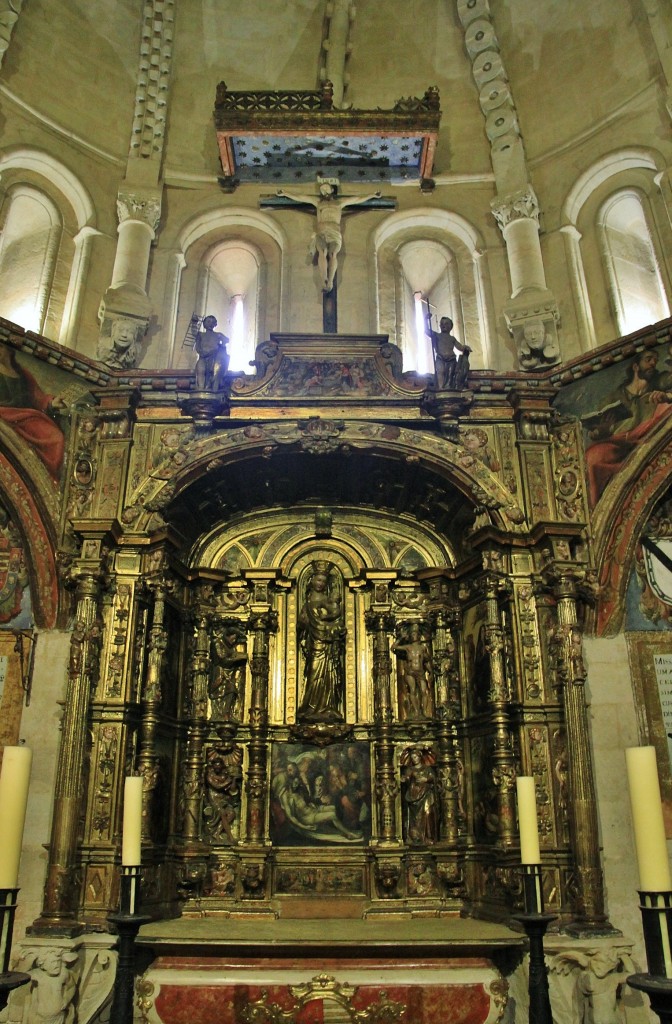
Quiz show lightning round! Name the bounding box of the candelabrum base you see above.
[512,912,557,1024]
[628,973,672,1024]
[0,971,31,1012]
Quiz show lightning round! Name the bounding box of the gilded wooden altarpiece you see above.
[6,321,667,940]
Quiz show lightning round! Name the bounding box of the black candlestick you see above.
[0,888,29,1011]
[627,890,672,1024]
[513,863,556,1024]
[108,867,150,1024]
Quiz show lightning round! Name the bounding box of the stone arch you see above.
[592,429,672,636]
[121,420,526,539]
[0,453,59,628]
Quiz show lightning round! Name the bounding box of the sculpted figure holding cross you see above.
[276,177,381,292]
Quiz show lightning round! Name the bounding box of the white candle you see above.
[121,776,143,866]
[516,775,541,864]
[0,746,32,888]
[625,746,672,891]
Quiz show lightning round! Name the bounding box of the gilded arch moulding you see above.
[119,420,527,536]
[0,453,59,627]
[593,432,672,636]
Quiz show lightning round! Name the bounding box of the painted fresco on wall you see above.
[0,343,90,481]
[0,500,31,628]
[625,488,672,631]
[554,345,672,507]
[270,741,371,846]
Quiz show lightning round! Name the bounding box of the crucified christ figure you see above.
[276,178,382,292]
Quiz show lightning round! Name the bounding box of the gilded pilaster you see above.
[246,608,277,845]
[38,564,105,930]
[546,567,610,931]
[365,605,398,846]
[481,573,517,848]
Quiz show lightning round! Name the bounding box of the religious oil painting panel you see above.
[626,632,672,823]
[270,741,371,846]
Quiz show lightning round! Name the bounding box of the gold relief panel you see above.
[521,449,553,521]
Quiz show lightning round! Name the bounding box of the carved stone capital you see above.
[491,186,540,230]
[116,188,162,231]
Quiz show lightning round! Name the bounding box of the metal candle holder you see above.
[628,890,672,1024]
[0,888,30,1010]
[513,864,556,1024]
[108,866,150,1024]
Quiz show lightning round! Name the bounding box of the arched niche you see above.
[169,208,285,369]
[0,148,97,348]
[562,148,672,349]
[373,209,492,369]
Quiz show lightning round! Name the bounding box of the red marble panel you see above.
[154,981,491,1024]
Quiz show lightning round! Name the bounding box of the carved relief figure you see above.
[424,313,471,391]
[518,318,559,371]
[209,622,248,720]
[392,622,434,719]
[203,740,243,844]
[400,746,439,845]
[20,947,79,1024]
[276,178,381,292]
[297,561,346,721]
[100,317,141,369]
[194,314,230,391]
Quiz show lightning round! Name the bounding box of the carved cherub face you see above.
[203,315,218,330]
[440,317,453,332]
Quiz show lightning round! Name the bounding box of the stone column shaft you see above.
[502,216,547,296]
[111,218,155,292]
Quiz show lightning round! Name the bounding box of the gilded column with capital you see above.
[37,565,105,932]
[546,566,610,931]
[480,572,517,849]
[365,602,399,847]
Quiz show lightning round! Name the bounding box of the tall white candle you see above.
[625,746,672,891]
[121,776,143,867]
[516,775,541,864]
[0,746,32,888]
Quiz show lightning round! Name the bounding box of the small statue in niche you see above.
[400,746,439,845]
[203,737,243,844]
[193,314,230,391]
[297,560,346,721]
[392,621,434,719]
[425,312,471,391]
[209,622,248,720]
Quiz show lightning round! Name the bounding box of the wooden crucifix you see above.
[261,176,395,330]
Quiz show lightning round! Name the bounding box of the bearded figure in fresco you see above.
[297,561,346,721]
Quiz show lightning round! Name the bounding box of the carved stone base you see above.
[179,391,231,427]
